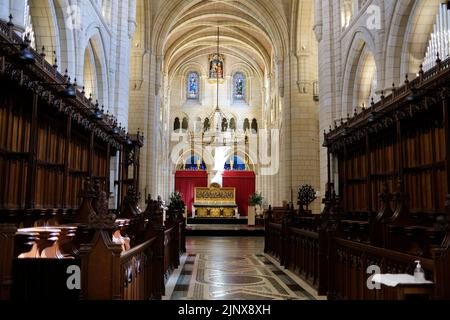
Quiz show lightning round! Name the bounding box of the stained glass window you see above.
[224,156,246,171]
[187,72,199,99]
[183,155,206,170]
[209,54,224,79]
[233,73,245,100]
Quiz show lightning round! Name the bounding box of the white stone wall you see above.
[128,0,320,210]
[167,54,264,200]
[128,0,160,202]
[1,0,135,124]
[170,55,262,133]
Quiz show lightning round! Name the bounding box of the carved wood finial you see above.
[266,205,273,220]
[143,195,164,226]
[387,177,411,225]
[377,181,393,221]
[7,14,14,28]
[53,52,58,70]
[436,52,441,64]
[89,190,116,229]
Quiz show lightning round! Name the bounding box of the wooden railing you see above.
[78,194,186,300]
[286,227,319,290]
[264,203,450,300]
[79,229,162,300]
[264,222,282,259]
[120,236,160,300]
[333,238,434,300]
[163,222,180,279]
[0,188,187,300]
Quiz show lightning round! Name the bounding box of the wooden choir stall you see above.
[0,19,185,300]
[265,57,450,300]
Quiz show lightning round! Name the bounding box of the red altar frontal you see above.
[174,170,255,216]
[175,171,208,216]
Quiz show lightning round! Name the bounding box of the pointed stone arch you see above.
[341,29,380,117]
[80,30,110,110]
[384,0,442,86]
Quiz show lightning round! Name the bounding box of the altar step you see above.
[185,224,265,237]
[187,217,248,225]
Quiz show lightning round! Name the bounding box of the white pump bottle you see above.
[414,260,425,282]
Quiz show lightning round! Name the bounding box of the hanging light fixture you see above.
[212,26,224,133]
[195,25,238,149]
[199,25,228,136]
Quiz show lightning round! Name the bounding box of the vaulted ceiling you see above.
[145,0,291,79]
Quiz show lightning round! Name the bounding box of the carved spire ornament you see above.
[88,191,116,230]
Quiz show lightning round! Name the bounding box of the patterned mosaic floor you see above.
[167,237,316,300]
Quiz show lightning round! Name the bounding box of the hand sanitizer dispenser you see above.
[414,260,425,282]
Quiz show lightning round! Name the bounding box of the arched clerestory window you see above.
[233,72,245,101]
[251,119,258,133]
[230,118,236,131]
[243,118,250,132]
[221,118,228,132]
[187,72,199,100]
[204,118,210,132]
[174,117,181,131]
[182,117,189,130]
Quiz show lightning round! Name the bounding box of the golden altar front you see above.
[193,186,238,218]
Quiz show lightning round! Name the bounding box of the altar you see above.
[192,186,239,218]
[175,170,255,217]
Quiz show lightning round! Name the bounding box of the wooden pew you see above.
[78,190,165,300]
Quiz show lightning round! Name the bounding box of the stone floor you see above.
[186,224,264,231]
[164,237,324,300]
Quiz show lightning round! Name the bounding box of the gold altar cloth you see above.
[193,186,237,218]
[194,187,236,204]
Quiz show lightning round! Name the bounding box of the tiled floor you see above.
[164,237,323,300]
[186,224,264,231]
